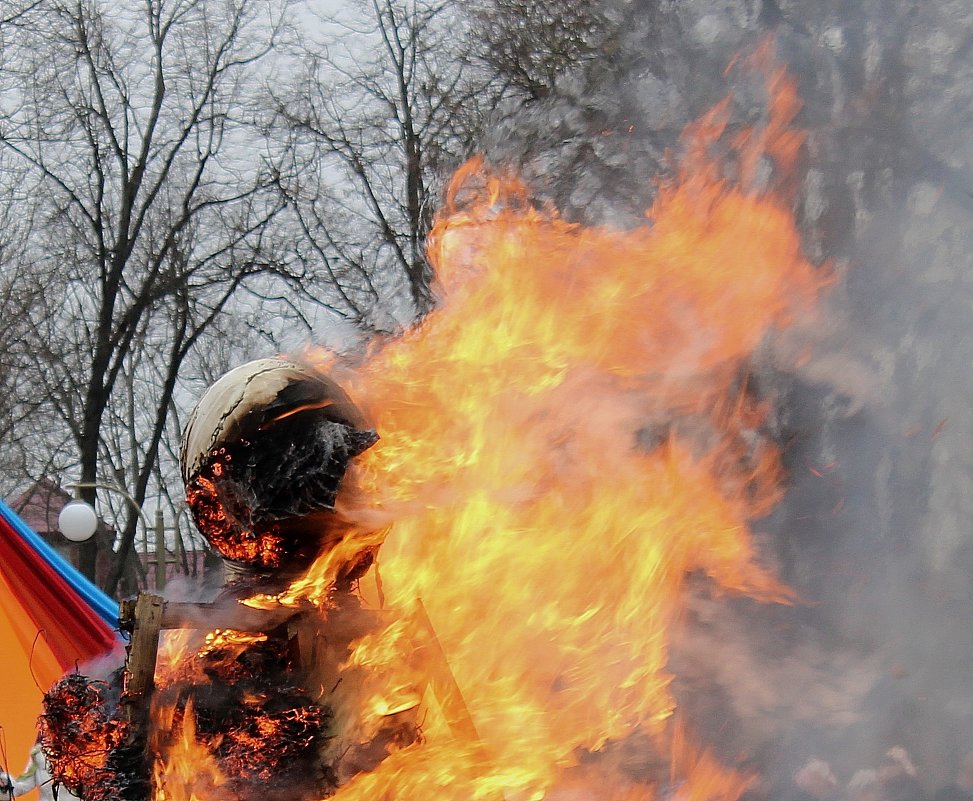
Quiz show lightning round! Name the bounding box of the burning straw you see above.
[40,672,139,801]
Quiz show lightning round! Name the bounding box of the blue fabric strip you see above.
[0,498,119,630]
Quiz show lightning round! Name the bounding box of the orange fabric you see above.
[0,565,65,690]
[0,566,56,800]
[0,505,118,801]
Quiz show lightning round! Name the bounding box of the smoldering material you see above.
[180,358,378,572]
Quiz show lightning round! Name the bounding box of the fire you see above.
[151,700,227,801]
[185,450,287,569]
[304,55,821,800]
[151,628,328,800]
[148,49,826,801]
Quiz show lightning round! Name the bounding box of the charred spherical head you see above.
[180,357,377,573]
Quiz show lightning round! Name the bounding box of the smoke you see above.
[35,3,973,793]
[471,0,973,790]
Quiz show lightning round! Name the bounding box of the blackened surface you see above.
[164,637,333,800]
[244,419,378,522]
[185,414,377,572]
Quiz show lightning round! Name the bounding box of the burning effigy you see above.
[39,47,830,801]
[42,357,422,801]
[173,357,419,797]
[37,357,462,800]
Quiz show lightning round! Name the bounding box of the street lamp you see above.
[59,482,170,590]
[57,500,99,542]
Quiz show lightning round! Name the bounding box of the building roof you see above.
[6,477,74,535]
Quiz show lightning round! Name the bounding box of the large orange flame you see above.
[153,50,827,801]
[288,56,826,801]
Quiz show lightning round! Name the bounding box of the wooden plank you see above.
[410,598,481,743]
[119,593,165,801]
[123,593,165,716]
[160,600,299,632]
[410,600,506,800]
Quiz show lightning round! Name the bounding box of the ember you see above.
[154,633,331,797]
[181,358,379,574]
[185,448,289,570]
[40,671,141,801]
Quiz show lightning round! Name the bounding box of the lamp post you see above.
[59,482,169,590]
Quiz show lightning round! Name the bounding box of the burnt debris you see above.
[40,671,145,801]
[180,358,378,573]
[158,634,334,800]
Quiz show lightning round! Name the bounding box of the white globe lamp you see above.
[58,500,99,543]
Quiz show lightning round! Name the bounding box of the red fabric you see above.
[0,516,118,671]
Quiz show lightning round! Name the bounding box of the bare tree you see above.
[460,0,614,103]
[0,1,42,26]
[0,0,625,593]
[0,0,306,592]
[267,0,620,331]
[269,0,498,329]
[0,201,51,496]
[0,0,48,495]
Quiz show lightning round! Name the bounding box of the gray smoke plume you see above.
[479,0,973,791]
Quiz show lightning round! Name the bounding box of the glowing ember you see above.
[185,449,287,570]
[40,672,136,801]
[151,629,330,800]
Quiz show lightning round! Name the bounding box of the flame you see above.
[151,631,231,801]
[152,700,228,801]
[151,628,326,800]
[300,54,822,800]
[242,525,387,610]
[152,48,826,801]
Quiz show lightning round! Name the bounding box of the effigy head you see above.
[180,357,377,574]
